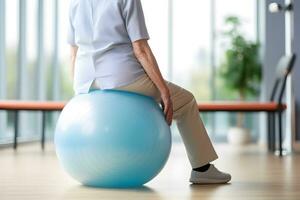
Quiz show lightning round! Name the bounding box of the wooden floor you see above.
[0,143,299,200]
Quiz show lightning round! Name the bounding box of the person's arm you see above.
[133,39,173,125]
[70,45,78,79]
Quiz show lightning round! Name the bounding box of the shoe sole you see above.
[189,177,231,184]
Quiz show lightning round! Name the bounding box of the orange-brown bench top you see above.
[197,102,286,112]
[0,100,286,112]
[0,101,66,111]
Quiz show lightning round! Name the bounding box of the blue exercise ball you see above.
[55,90,172,188]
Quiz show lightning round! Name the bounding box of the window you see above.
[0,0,259,144]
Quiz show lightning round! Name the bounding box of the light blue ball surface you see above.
[55,90,172,188]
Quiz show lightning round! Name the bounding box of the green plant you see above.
[220,16,262,100]
[219,16,262,127]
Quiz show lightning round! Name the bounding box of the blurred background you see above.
[0,0,299,149]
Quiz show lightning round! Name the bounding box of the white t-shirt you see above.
[68,0,150,95]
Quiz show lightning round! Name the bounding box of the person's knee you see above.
[182,89,199,114]
[183,89,196,104]
[173,89,197,120]
[174,88,196,111]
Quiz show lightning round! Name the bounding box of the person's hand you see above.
[160,88,173,126]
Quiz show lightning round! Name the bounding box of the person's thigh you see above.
[115,74,196,117]
[114,74,161,102]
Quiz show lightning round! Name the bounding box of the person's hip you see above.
[114,73,161,102]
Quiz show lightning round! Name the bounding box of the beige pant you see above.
[91,74,218,168]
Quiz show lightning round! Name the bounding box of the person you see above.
[67,0,231,184]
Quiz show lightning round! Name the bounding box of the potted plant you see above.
[219,16,262,145]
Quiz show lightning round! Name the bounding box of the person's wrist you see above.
[159,86,170,97]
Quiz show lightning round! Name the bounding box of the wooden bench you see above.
[0,101,66,149]
[0,100,286,150]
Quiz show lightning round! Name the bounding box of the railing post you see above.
[14,111,19,149]
[41,111,46,150]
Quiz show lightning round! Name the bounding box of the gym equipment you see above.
[55,90,172,188]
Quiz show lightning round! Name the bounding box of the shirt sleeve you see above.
[122,0,150,42]
[67,2,76,46]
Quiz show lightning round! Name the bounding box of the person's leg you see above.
[166,82,218,168]
[112,74,218,168]
[93,74,231,183]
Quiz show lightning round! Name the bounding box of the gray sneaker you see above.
[189,164,231,184]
